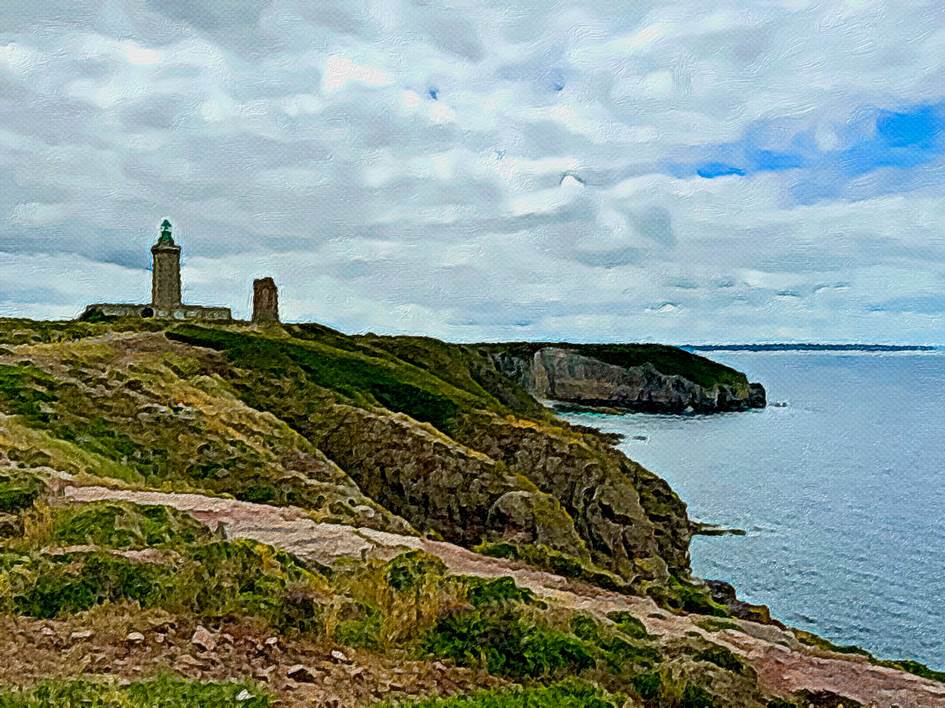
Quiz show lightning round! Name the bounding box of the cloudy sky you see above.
[2,1,944,344]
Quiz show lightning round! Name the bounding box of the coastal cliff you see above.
[481,343,767,413]
[0,318,938,707]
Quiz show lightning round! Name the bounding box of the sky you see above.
[2,1,945,344]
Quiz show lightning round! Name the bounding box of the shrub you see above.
[45,502,211,549]
[694,645,746,673]
[606,610,653,640]
[0,472,44,514]
[473,542,628,592]
[1,540,328,633]
[399,678,620,707]
[0,673,270,707]
[465,576,540,608]
[423,605,595,679]
[647,576,729,617]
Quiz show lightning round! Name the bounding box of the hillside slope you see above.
[0,318,939,707]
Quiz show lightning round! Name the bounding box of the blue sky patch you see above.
[696,162,746,179]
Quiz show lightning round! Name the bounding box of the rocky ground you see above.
[53,483,945,707]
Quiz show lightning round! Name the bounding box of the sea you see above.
[561,350,945,669]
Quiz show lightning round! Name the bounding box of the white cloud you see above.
[0,1,944,344]
[322,55,394,95]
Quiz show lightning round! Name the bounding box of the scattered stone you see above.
[329,649,351,664]
[286,664,317,683]
[254,665,276,682]
[40,627,56,637]
[126,631,146,643]
[191,625,216,652]
[0,512,21,537]
[69,630,93,640]
[176,654,204,669]
[264,636,278,647]
[154,634,165,644]
[235,689,253,702]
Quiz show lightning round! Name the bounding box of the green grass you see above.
[0,539,327,632]
[464,577,541,608]
[605,611,653,640]
[44,502,212,549]
[876,658,945,684]
[630,670,722,708]
[0,673,270,707]
[385,550,448,592]
[167,325,473,432]
[356,335,548,418]
[646,576,730,618]
[0,363,57,422]
[0,472,44,515]
[693,645,746,673]
[395,679,620,707]
[794,629,945,684]
[0,318,160,347]
[695,618,740,633]
[423,605,596,679]
[473,542,628,593]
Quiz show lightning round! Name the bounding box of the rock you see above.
[235,689,253,702]
[190,625,217,652]
[255,665,276,681]
[126,631,146,643]
[706,579,784,628]
[329,649,351,664]
[0,512,22,537]
[488,345,766,413]
[692,521,747,536]
[264,636,278,647]
[316,404,584,554]
[177,654,204,668]
[69,630,93,640]
[486,490,586,552]
[748,382,767,408]
[40,627,56,637]
[286,664,318,683]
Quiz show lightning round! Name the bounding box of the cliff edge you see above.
[479,342,767,413]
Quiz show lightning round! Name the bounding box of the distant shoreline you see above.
[684,343,939,353]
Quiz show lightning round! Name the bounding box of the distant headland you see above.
[684,343,938,352]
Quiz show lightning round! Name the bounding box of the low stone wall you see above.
[81,303,232,322]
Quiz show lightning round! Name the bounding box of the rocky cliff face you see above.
[489,346,767,413]
[455,411,691,581]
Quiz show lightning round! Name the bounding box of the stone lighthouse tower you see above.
[151,219,182,308]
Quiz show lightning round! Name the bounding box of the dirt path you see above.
[63,485,945,707]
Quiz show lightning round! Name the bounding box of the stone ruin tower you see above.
[151,219,182,308]
[252,277,280,324]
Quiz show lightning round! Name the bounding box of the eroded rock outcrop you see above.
[313,403,589,558]
[456,411,691,581]
[487,345,766,413]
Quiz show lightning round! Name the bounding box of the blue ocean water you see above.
[562,351,945,669]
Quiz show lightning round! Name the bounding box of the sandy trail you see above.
[63,485,945,707]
